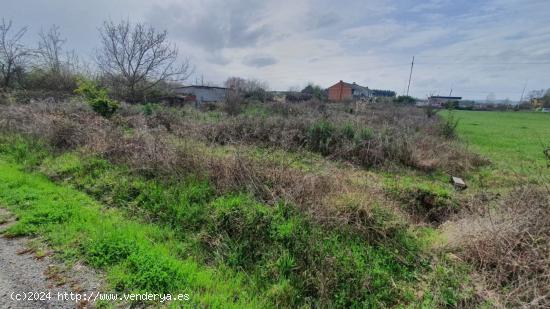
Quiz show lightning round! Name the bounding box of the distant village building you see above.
[174,85,227,104]
[415,99,429,107]
[327,81,357,101]
[458,100,476,109]
[327,81,395,102]
[427,96,462,108]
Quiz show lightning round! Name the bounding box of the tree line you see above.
[0,18,191,103]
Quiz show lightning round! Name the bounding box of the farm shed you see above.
[174,85,227,104]
[428,96,462,107]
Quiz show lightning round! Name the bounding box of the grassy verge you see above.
[0,160,263,307]
[0,134,477,307]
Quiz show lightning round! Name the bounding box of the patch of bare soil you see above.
[0,208,102,309]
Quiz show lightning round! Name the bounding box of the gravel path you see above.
[0,208,101,309]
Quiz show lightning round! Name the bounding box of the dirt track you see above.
[0,208,100,309]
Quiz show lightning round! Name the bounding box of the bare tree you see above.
[528,89,544,100]
[224,76,270,101]
[0,19,32,87]
[224,76,247,93]
[35,25,81,91]
[96,20,192,102]
[37,25,65,73]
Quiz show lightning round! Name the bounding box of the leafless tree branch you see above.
[96,20,192,102]
[0,18,33,87]
[37,25,66,74]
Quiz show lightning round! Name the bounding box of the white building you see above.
[174,86,227,104]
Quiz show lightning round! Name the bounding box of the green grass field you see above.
[442,110,550,172]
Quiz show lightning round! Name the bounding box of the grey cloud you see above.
[148,0,271,51]
[242,55,278,67]
[307,13,341,30]
[2,0,549,99]
[504,32,528,41]
[206,52,232,65]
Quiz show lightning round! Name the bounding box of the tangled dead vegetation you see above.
[2,98,544,307]
[0,100,409,243]
[447,184,550,307]
[0,101,485,234]
[191,102,488,175]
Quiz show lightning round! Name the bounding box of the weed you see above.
[341,122,355,140]
[308,120,335,155]
[358,127,374,141]
[440,111,459,138]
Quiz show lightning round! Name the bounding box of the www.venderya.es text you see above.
[10,291,190,303]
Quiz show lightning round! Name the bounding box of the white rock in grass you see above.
[451,176,467,190]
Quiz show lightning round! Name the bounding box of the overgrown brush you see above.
[0,101,335,221]
[200,102,485,173]
[451,185,550,307]
[0,97,489,307]
[223,90,243,116]
[0,133,476,308]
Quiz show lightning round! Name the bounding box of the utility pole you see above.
[519,80,528,104]
[406,56,415,96]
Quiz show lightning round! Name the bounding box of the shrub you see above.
[341,123,355,140]
[244,87,272,103]
[223,90,243,116]
[142,103,159,116]
[89,97,119,118]
[0,88,10,105]
[301,84,327,101]
[394,95,416,105]
[75,79,119,118]
[307,120,335,155]
[443,100,459,109]
[440,112,459,138]
[424,105,439,118]
[358,127,374,141]
[286,92,312,102]
[22,68,79,92]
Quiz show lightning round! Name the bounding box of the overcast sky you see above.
[2,0,550,100]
